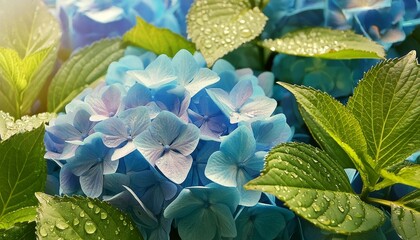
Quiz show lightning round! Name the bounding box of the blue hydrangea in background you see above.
[44,49,294,239]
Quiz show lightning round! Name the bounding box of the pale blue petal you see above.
[111,141,136,160]
[257,72,274,97]
[80,164,103,198]
[149,111,183,146]
[211,204,237,237]
[171,49,199,86]
[60,165,80,194]
[72,108,94,135]
[237,170,261,206]
[178,209,217,240]
[205,151,238,187]
[135,129,164,165]
[128,55,176,88]
[123,83,153,108]
[119,107,150,137]
[186,68,220,96]
[220,126,255,163]
[238,96,277,121]
[103,156,119,174]
[156,151,193,184]
[47,124,81,141]
[206,88,235,118]
[170,124,200,155]
[94,118,128,147]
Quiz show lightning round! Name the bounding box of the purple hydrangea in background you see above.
[44,48,294,239]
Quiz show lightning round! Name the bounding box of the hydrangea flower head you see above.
[135,110,200,184]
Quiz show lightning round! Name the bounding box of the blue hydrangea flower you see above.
[164,184,240,240]
[135,111,200,184]
[235,203,295,240]
[60,132,118,197]
[85,84,125,121]
[205,126,265,206]
[93,106,150,160]
[56,0,184,51]
[206,79,277,124]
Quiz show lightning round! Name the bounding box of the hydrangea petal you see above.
[206,88,235,118]
[229,79,254,108]
[211,204,237,237]
[94,118,128,147]
[177,209,217,240]
[164,188,206,219]
[205,151,238,187]
[171,49,199,86]
[185,68,220,96]
[220,126,256,162]
[239,97,277,121]
[80,164,104,198]
[135,130,164,165]
[111,141,136,160]
[128,55,177,88]
[170,124,200,155]
[156,151,193,184]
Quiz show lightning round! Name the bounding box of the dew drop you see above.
[73,218,80,226]
[313,204,321,212]
[95,207,100,214]
[338,206,345,213]
[123,220,127,226]
[204,40,212,49]
[100,212,108,220]
[317,216,331,225]
[346,215,353,221]
[79,211,85,218]
[39,226,48,237]
[119,215,124,221]
[84,220,97,235]
[87,202,94,209]
[55,221,69,230]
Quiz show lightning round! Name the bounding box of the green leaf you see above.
[347,51,420,170]
[0,222,36,240]
[187,0,267,66]
[0,0,61,118]
[245,143,385,234]
[391,190,420,240]
[0,112,55,142]
[278,82,377,186]
[123,17,195,57]
[35,193,143,240]
[380,164,420,189]
[0,126,46,219]
[47,39,124,113]
[262,28,385,59]
[0,206,37,230]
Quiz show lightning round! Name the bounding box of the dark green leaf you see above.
[47,39,124,113]
[0,222,36,240]
[391,190,420,240]
[347,51,420,170]
[123,17,195,57]
[245,143,385,234]
[262,28,385,59]
[187,0,267,66]
[278,82,377,186]
[35,193,143,240]
[0,126,46,219]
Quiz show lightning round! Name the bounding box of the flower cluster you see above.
[44,49,295,239]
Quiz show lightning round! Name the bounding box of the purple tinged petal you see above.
[170,124,199,155]
[135,130,164,165]
[257,72,275,97]
[229,79,253,108]
[46,123,81,141]
[185,68,220,97]
[94,118,128,147]
[119,107,150,136]
[60,165,80,195]
[205,151,238,187]
[149,111,183,146]
[80,164,103,198]
[238,96,277,121]
[206,88,235,118]
[155,151,193,184]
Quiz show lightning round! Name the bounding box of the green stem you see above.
[367,197,393,207]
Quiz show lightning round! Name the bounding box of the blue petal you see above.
[206,88,235,119]
[171,49,199,87]
[220,126,256,163]
[210,203,237,237]
[80,164,103,198]
[229,79,253,108]
[238,96,277,121]
[119,106,151,137]
[134,129,164,165]
[128,54,176,88]
[185,68,220,97]
[177,208,217,240]
[149,111,183,146]
[59,165,80,195]
[164,188,206,219]
[123,83,153,108]
[205,151,238,187]
[94,117,128,147]
[111,141,136,160]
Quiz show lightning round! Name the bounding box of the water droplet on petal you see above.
[73,218,80,226]
[55,221,69,230]
[39,226,48,237]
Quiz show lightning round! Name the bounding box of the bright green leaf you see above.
[391,190,420,240]
[0,0,61,118]
[123,17,195,57]
[187,0,267,66]
[278,82,377,187]
[245,143,385,234]
[0,222,36,240]
[347,51,420,170]
[262,28,385,59]
[47,39,124,113]
[0,206,37,230]
[0,112,55,142]
[0,126,46,219]
[380,164,420,189]
[35,193,143,240]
